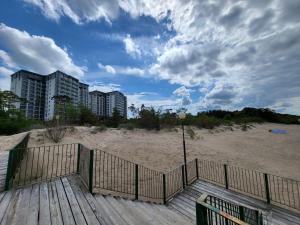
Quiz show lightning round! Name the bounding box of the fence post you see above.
[163,174,166,204]
[239,206,245,221]
[4,150,14,191]
[135,164,139,200]
[264,173,271,204]
[224,164,229,189]
[181,165,185,189]
[195,158,199,179]
[196,201,208,225]
[88,150,94,194]
[76,144,81,174]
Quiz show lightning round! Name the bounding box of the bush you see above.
[45,126,67,143]
[241,123,248,131]
[0,113,31,135]
[186,126,196,139]
[195,115,221,129]
[118,123,135,130]
[138,106,160,130]
[91,125,107,133]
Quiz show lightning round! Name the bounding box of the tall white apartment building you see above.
[105,91,127,118]
[44,71,81,120]
[89,91,106,117]
[10,70,89,121]
[79,82,89,107]
[10,69,127,120]
[10,70,46,120]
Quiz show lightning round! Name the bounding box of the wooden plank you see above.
[11,185,32,225]
[69,176,114,225]
[108,196,142,225]
[39,182,51,225]
[0,189,21,225]
[59,178,87,225]
[62,177,100,225]
[55,179,76,225]
[96,195,129,225]
[27,184,40,225]
[0,192,13,224]
[48,181,63,225]
[123,199,169,225]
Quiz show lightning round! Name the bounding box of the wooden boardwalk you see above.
[0,175,194,225]
[0,152,8,192]
[168,179,300,225]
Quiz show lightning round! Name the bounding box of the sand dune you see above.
[23,123,300,180]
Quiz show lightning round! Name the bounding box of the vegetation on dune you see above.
[0,91,30,135]
[1,90,299,136]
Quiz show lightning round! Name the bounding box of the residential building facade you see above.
[89,91,106,117]
[10,69,127,120]
[10,70,46,120]
[79,82,89,107]
[44,71,80,120]
[106,91,127,118]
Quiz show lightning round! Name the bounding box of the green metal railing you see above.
[196,159,300,211]
[4,140,300,212]
[5,133,30,190]
[5,143,78,188]
[196,193,263,225]
[92,148,164,202]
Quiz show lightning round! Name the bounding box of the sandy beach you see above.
[10,123,298,181]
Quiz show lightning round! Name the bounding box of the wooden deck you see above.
[0,152,8,192]
[168,179,300,225]
[0,175,194,225]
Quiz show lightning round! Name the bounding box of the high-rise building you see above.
[10,70,46,120]
[89,91,106,117]
[79,82,89,107]
[10,69,127,120]
[44,71,81,120]
[106,91,127,118]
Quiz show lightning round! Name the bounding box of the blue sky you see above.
[0,0,300,115]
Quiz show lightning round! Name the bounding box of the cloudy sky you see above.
[0,0,299,115]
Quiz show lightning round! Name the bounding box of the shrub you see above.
[138,106,160,130]
[186,126,196,139]
[45,126,67,143]
[92,125,107,133]
[195,115,221,129]
[118,123,135,130]
[241,123,248,131]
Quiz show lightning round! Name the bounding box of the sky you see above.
[0,0,299,115]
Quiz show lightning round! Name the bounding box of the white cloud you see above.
[173,86,193,106]
[0,23,85,78]
[0,66,14,90]
[22,0,300,114]
[123,34,141,58]
[127,92,180,110]
[98,63,145,77]
[23,0,120,24]
[89,82,121,93]
[98,63,116,74]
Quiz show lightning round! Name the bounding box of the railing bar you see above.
[24,148,29,186]
[55,145,59,177]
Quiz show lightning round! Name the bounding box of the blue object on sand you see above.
[271,129,287,134]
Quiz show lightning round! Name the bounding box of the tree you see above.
[0,90,30,135]
[110,108,122,128]
[52,95,71,124]
[128,104,139,118]
[138,106,160,130]
[78,105,98,125]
